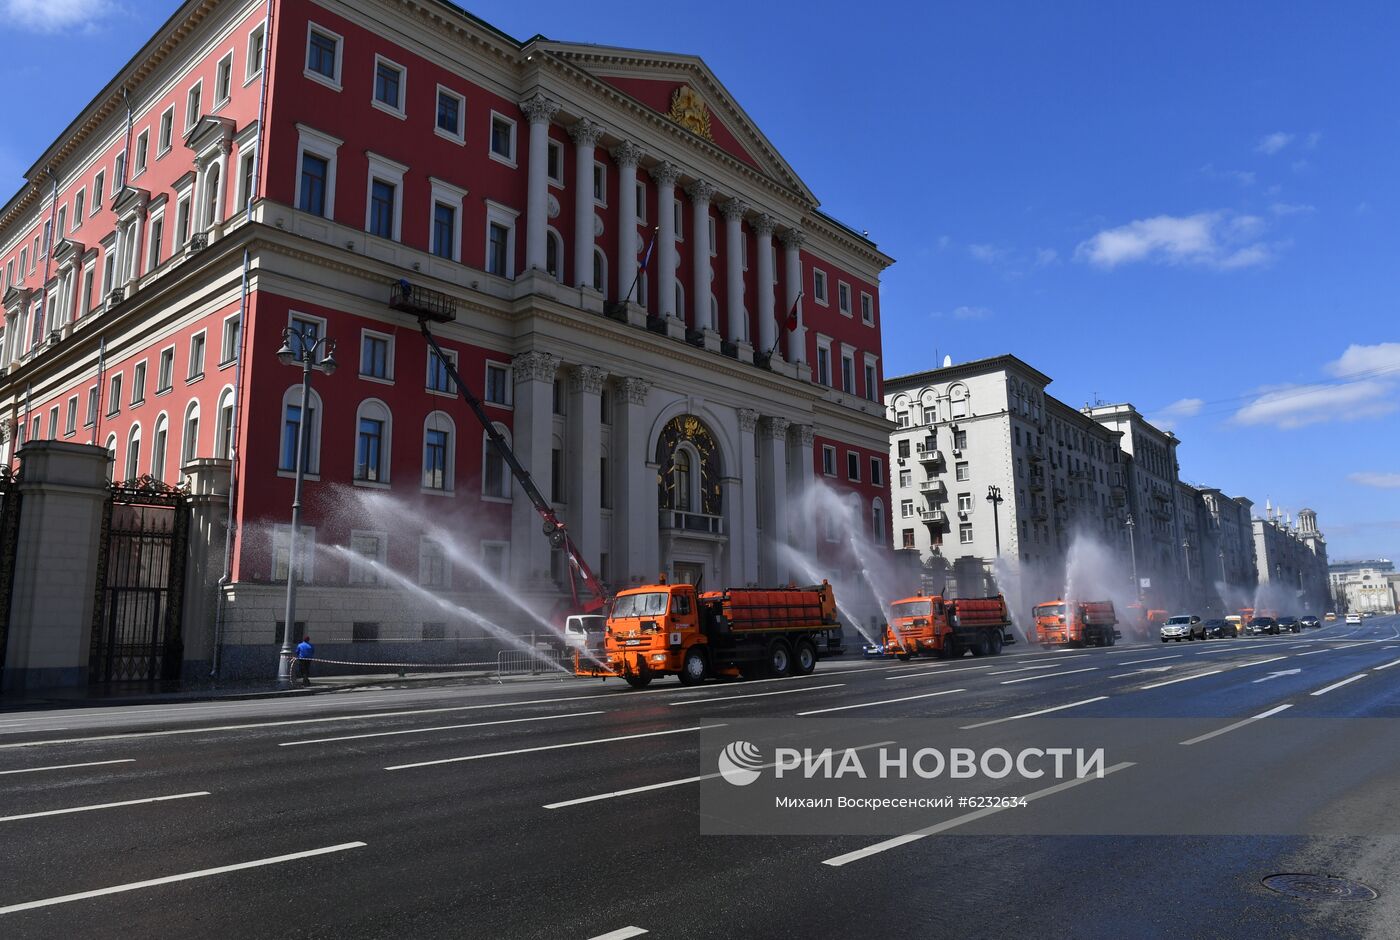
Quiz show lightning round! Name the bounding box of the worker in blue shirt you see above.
[295,636,314,686]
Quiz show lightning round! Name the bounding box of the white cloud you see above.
[1233,380,1398,429]
[1349,472,1400,489]
[1149,398,1204,431]
[1074,211,1273,270]
[2,0,115,32]
[1305,131,1322,149]
[1326,342,1400,379]
[1034,247,1058,266]
[1256,132,1295,155]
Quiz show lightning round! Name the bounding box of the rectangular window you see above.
[107,374,122,416]
[215,52,233,106]
[349,533,384,586]
[369,179,396,238]
[175,196,191,248]
[841,352,855,393]
[489,114,516,163]
[222,316,240,365]
[47,406,58,439]
[870,457,883,485]
[85,386,98,426]
[306,27,340,84]
[487,221,509,276]
[135,131,149,175]
[247,24,265,80]
[92,171,105,211]
[816,345,832,387]
[147,216,163,269]
[436,87,464,141]
[864,363,878,401]
[432,202,455,259]
[955,461,970,482]
[861,291,874,324]
[897,439,910,459]
[838,282,851,315]
[899,469,912,488]
[484,362,510,405]
[239,152,255,212]
[547,140,563,185]
[959,523,974,544]
[65,396,77,435]
[280,403,314,472]
[600,456,610,509]
[957,493,973,512]
[356,418,385,481]
[360,333,390,379]
[157,347,174,392]
[288,314,323,362]
[131,362,147,404]
[373,57,404,113]
[902,528,916,549]
[847,451,860,481]
[423,429,448,490]
[188,333,206,379]
[158,107,174,155]
[427,349,456,394]
[821,445,836,476]
[299,153,328,216]
[954,429,968,450]
[592,162,606,204]
[56,207,67,240]
[901,499,913,518]
[635,181,646,222]
[420,539,448,589]
[186,84,202,130]
[813,268,828,304]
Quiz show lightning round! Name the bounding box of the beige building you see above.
[1252,507,1331,613]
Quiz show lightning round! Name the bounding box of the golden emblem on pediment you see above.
[667,85,713,141]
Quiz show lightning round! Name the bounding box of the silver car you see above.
[1160,614,1201,642]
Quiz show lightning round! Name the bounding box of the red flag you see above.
[784,291,802,331]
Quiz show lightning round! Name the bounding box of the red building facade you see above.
[0,0,893,674]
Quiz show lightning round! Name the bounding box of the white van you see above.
[563,614,607,652]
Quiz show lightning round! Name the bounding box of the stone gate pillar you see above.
[181,457,231,680]
[2,441,111,691]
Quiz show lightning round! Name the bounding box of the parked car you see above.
[1276,616,1303,634]
[562,614,607,652]
[1161,614,1204,642]
[1300,615,1320,629]
[1205,618,1236,638]
[1345,613,1362,625]
[1250,616,1279,636]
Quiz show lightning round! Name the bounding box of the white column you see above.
[738,408,760,585]
[570,118,604,290]
[520,94,560,272]
[758,416,790,582]
[610,141,644,305]
[789,423,816,552]
[753,214,777,358]
[567,364,607,572]
[686,179,716,331]
[509,350,561,591]
[616,376,655,584]
[649,162,680,320]
[721,198,749,344]
[781,228,806,364]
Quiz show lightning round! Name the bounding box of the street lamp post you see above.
[986,485,1004,557]
[1125,514,1140,602]
[275,325,337,688]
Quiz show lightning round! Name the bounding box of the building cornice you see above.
[886,355,1053,392]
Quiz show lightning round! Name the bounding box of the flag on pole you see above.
[639,225,659,268]
[784,291,803,331]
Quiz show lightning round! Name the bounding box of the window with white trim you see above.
[427,347,457,394]
[484,202,518,278]
[365,152,407,241]
[246,23,266,81]
[422,411,455,492]
[420,538,449,588]
[435,85,465,143]
[547,140,563,186]
[134,130,149,177]
[371,55,406,118]
[482,424,512,499]
[484,361,510,405]
[279,386,321,474]
[592,161,607,205]
[185,82,203,131]
[305,24,343,90]
[860,291,874,324]
[272,524,316,583]
[215,51,234,108]
[296,125,341,219]
[838,281,851,315]
[359,330,393,382]
[815,337,832,387]
[847,451,860,482]
[489,112,516,165]
[221,315,240,365]
[428,177,467,262]
[821,444,836,476]
[354,399,392,483]
[813,268,828,305]
[348,531,387,585]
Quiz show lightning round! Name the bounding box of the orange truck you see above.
[883,593,1014,659]
[1034,600,1120,647]
[581,579,845,688]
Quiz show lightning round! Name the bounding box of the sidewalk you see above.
[0,667,573,713]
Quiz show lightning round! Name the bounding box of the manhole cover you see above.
[1263,874,1378,901]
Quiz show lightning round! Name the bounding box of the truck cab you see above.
[603,584,698,682]
[884,594,948,658]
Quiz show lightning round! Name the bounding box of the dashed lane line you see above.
[1000,667,1098,685]
[1140,670,1223,690]
[960,697,1110,730]
[668,684,845,706]
[1311,674,1368,696]
[384,725,725,772]
[1179,704,1293,746]
[0,759,135,776]
[796,689,965,717]
[278,711,604,746]
[0,791,208,824]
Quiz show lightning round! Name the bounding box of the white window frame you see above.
[131,360,148,405]
[272,523,317,584]
[846,450,861,482]
[420,538,451,589]
[358,328,395,384]
[959,523,974,545]
[187,329,207,381]
[157,344,175,393]
[547,139,564,188]
[863,352,879,402]
[837,280,852,316]
[287,311,328,365]
[480,540,510,579]
[481,424,513,502]
[278,385,322,477]
[488,111,517,167]
[221,313,241,366]
[434,84,466,144]
[815,334,833,387]
[65,395,78,436]
[295,124,342,219]
[304,22,344,92]
[91,171,105,213]
[347,530,388,585]
[370,53,407,119]
[821,444,837,477]
[484,200,519,279]
[364,152,408,242]
[133,130,150,178]
[158,106,175,157]
[708,216,717,256]
[813,268,829,306]
[840,345,856,394]
[428,177,468,263]
[425,346,458,397]
[902,499,914,518]
[871,456,884,486]
[185,80,204,132]
[484,361,512,408]
[245,23,266,83]
[214,50,235,109]
[353,399,393,486]
[145,209,165,272]
[592,160,607,206]
[421,411,456,495]
[674,198,684,241]
[860,290,874,325]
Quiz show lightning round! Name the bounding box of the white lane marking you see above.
[795,689,964,717]
[278,711,604,747]
[1297,649,1335,657]
[886,665,994,680]
[1384,646,1398,651]
[1108,667,1173,678]
[986,664,1063,676]
[1375,658,1400,671]
[384,724,724,772]
[0,842,367,915]
[1190,647,1237,655]
[668,684,844,706]
[1311,674,1368,696]
[960,697,1109,730]
[1233,656,1290,668]
[821,762,1135,867]
[0,727,71,736]
[1252,669,1302,683]
[0,791,208,824]
[0,759,135,776]
[1288,644,1311,650]
[587,928,650,940]
[1140,670,1223,690]
[1119,655,1181,666]
[1180,704,1293,746]
[545,742,892,810]
[1000,667,1098,685]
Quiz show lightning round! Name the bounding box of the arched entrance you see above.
[656,414,726,588]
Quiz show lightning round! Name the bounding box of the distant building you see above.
[1330,561,1398,615]
[1252,507,1330,612]
[1328,559,1393,611]
[1179,485,1258,611]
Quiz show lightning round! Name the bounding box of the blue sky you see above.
[2,0,1395,559]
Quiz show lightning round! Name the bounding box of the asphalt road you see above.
[2,617,1399,939]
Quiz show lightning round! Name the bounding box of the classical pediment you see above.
[536,42,816,205]
[110,185,151,219]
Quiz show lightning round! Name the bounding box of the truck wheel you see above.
[988,630,1004,656]
[941,639,961,659]
[1106,631,1116,647]
[678,647,708,686]
[767,640,793,677]
[793,640,817,675]
[624,673,652,689]
[895,652,911,662]
[971,633,990,657]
